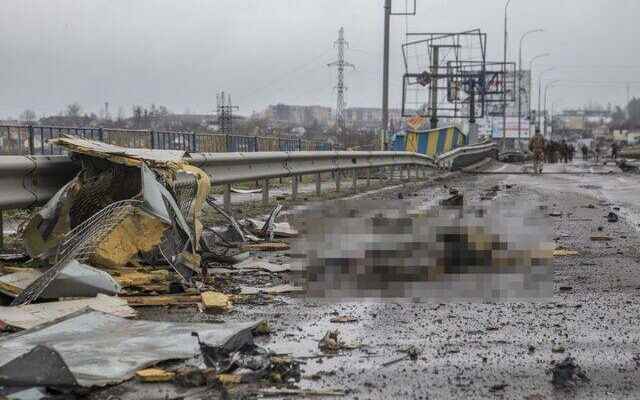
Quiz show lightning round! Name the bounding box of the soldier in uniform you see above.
[529,129,545,174]
[560,140,569,163]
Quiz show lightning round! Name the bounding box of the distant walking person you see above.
[529,130,545,174]
[611,142,619,159]
[581,144,589,160]
[560,140,569,163]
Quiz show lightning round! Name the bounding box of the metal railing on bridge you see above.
[0,125,339,155]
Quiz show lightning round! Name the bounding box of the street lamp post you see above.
[528,53,550,135]
[544,79,562,138]
[502,0,513,150]
[517,29,544,149]
[538,67,555,133]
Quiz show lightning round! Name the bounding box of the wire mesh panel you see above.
[11,200,141,305]
[0,126,29,155]
[104,129,152,148]
[196,134,227,152]
[0,125,336,154]
[228,135,256,152]
[257,136,279,152]
[154,131,195,151]
[279,138,299,152]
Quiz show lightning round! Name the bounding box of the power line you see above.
[235,47,334,105]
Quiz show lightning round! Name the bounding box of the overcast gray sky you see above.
[1,0,639,118]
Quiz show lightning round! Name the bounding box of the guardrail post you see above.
[98,127,104,142]
[0,210,3,251]
[292,175,299,200]
[352,169,358,193]
[224,184,231,212]
[192,131,197,152]
[335,170,341,192]
[225,135,231,152]
[150,130,155,149]
[367,168,371,188]
[254,136,259,152]
[298,138,302,151]
[316,173,321,195]
[27,125,35,155]
[262,179,270,206]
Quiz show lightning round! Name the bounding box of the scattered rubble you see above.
[330,315,358,323]
[440,193,463,206]
[550,357,590,389]
[553,249,578,257]
[201,291,233,313]
[318,330,360,353]
[591,233,612,241]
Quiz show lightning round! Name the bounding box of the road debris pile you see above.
[14,136,211,305]
[0,309,267,392]
[0,136,309,398]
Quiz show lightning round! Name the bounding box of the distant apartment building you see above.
[344,107,403,128]
[264,104,332,126]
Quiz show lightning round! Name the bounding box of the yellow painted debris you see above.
[201,291,233,313]
[553,250,579,257]
[91,210,169,269]
[239,242,290,252]
[115,270,170,288]
[135,368,175,382]
[255,321,271,335]
[125,294,201,307]
[217,373,242,385]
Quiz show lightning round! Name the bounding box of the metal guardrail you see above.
[0,125,339,155]
[436,142,499,171]
[0,151,435,212]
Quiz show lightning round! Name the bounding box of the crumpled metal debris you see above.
[0,309,262,387]
[13,136,210,305]
[193,332,301,384]
[0,260,121,300]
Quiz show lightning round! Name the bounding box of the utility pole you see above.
[328,27,355,137]
[381,0,416,148]
[503,0,512,150]
[429,46,440,129]
[382,0,392,143]
[217,91,239,136]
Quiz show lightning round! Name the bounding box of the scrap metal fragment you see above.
[0,295,136,330]
[206,196,246,243]
[0,310,262,387]
[0,345,78,387]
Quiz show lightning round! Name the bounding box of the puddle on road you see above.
[288,198,554,302]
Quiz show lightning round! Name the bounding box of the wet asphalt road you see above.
[143,159,640,399]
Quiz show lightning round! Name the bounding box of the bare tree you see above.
[19,109,37,122]
[65,103,82,118]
